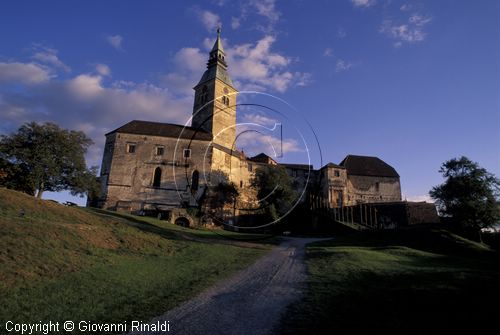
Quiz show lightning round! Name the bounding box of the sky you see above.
[0,0,499,205]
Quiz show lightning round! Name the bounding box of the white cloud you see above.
[323,48,334,57]
[31,45,71,73]
[231,16,241,29]
[351,0,376,8]
[106,35,123,50]
[164,34,310,94]
[236,131,303,156]
[295,72,312,87]
[173,47,206,72]
[0,62,192,166]
[95,63,111,76]
[68,74,104,99]
[198,10,221,31]
[250,0,280,22]
[335,59,353,72]
[379,13,432,47]
[228,0,281,33]
[0,62,51,84]
[226,35,309,92]
[400,4,412,11]
[409,14,432,26]
[241,112,278,126]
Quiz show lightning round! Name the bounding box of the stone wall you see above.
[346,175,401,205]
[99,132,212,211]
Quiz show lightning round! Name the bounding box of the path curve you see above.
[128,237,329,335]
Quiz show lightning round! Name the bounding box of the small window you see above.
[127,143,136,153]
[240,181,243,188]
[248,163,253,172]
[226,97,230,106]
[183,149,191,158]
[155,146,164,156]
[375,182,380,192]
[334,170,340,177]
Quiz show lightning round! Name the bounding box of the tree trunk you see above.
[36,182,44,198]
[478,229,483,244]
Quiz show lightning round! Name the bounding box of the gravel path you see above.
[128,237,330,335]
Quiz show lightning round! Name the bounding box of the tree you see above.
[0,122,99,198]
[251,165,297,222]
[430,156,500,241]
[204,170,239,221]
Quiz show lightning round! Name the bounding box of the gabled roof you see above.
[281,163,313,170]
[106,120,212,141]
[339,155,399,178]
[248,153,278,165]
[321,162,345,169]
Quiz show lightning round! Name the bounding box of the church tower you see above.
[192,28,238,150]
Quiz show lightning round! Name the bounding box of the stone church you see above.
[94,30,402,222]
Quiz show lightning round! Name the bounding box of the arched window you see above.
[226,97,230,106]
[191,170,199,191]
[153,167,162,188]
[201,86,208,104]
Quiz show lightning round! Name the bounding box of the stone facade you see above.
[94,30,403,222]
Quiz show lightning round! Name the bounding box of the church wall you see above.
[100,132,212,211]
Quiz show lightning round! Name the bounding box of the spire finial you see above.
[217,26,221,38]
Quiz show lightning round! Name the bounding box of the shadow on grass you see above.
[87,208,183,241]
[279,228,500,334]
[87,208,279,246]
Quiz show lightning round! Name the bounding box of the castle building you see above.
[95,30,402,222]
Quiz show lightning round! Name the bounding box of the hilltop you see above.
[0,187,268,331]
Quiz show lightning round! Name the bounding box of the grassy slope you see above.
[0,188,269,332]
[279,228,500,334]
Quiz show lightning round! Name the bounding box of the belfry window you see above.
[200,86,208,104]
[153,167,162,188]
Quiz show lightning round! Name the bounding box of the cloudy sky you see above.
[0,0,499,205]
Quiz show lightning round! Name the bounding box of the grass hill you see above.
[279,227,500,334]
[0,188,269,332]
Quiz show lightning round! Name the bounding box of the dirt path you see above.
[128,237,330,335]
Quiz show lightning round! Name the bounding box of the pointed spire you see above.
[211,26,224,54]
[207,26,227,69]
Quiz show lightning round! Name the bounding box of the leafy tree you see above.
[251,164,297,222]
[430,156,500,241]
[0,122,99,198]
[205,170,239,220]
[0,157,35,195]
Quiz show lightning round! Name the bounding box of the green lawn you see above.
[0,188,269,334]
[279,228,500,334]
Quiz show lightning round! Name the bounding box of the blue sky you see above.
[0,0,499,205]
